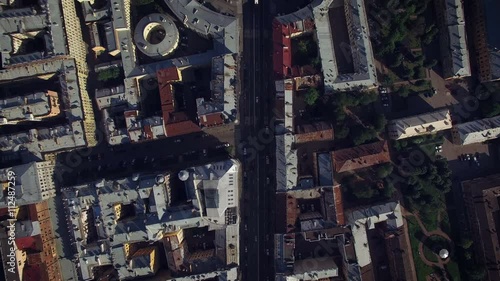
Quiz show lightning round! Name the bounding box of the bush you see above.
[97,67,120,82]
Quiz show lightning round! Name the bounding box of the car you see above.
[243,148,247,156]
[473,156,478,162]
[435,145,442,153]
[467,154,472,161]
[174,138,182,143]
[131,159,136,165]
[255,236,258,242]
[266,249,270,256]
[256,96,259,103]
[244,224,248,231]
[224,143,230,147]
[245,247,248,253]
[265,156,270,165]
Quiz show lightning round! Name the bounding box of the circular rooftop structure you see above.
[439,249,449,259]
[134,13,179,59]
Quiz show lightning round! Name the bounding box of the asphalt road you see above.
[240,0,275,280]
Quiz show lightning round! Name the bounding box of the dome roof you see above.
[439,249,449,259]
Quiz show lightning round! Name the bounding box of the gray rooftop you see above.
[0,162,54,208]
[314,0,377,91]
[0,59,87,154]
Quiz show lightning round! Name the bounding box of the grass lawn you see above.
[446,259,461,281]
[406,216,435,281]
[423,242,438,263]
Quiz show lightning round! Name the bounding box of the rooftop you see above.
[452,115,500,145]
[0,0,66,67]
[0,162,55,208]
[0,91,59,124]
[387,109,452,140]
[134,13,179,59]
[462,174,500,281]
[332,141,390,173]
[295,121,334,144]
[314,0,377,91]
[347,202,403,268]
[0,59,87,155]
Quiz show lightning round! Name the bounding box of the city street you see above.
[239,0,275,280]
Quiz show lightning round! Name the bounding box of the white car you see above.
[243,148,247,155]
[256,96,259,103]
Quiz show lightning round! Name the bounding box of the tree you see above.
[374,114,387,132]
[360,92,378,105]
[402,64,415,79]
[459,238,473,250]
[414,79,427,87]
[397,86,410,97]
[311,56,321,69]
[335,125,350,139]
[466,266,487,280]
[305,88,320,106]
[376,163,394,179]
[298,40,310,54]
[352,127,377,146]
[382,180,396,198]
[422,27,438,45]
[424,59,438,69]
[352,184,377,199]
[390,53,404,68]
[132,0,154,5]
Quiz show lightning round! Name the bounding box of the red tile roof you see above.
[15,235,42,251]
[273,19,292,79]
[143,125,153,140]
[272,18,315,80]
[333,185,345,225]
[199,112,224,127]
[332,141,391,173]
[295,122,334,143]
[23,264,44,281]
[157,67,180,82]
[157,67,200,137]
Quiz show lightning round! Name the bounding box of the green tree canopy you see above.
[305,88,320,106]
[374,114,387,132]
[97,67,120,82]
[376,163,394,179]
[352,184,377,199]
